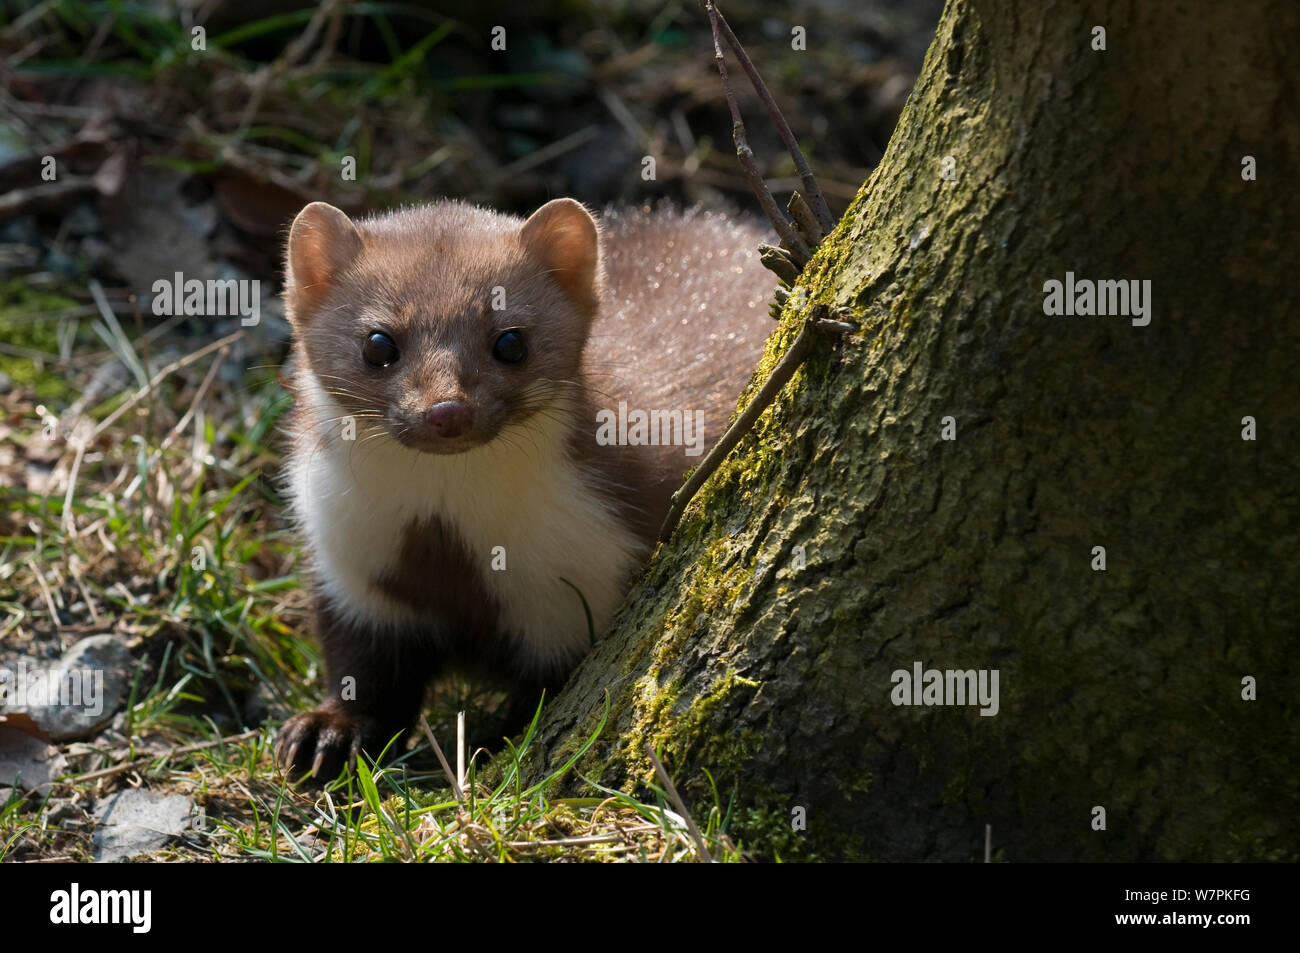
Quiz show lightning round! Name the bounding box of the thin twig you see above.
[758,244,801,284]
[787,191,823,247]
[71,729,263,783]
[597,86,651,148]
[494,125,601,181]
[58,312,191,426]
[707,2,836,233]
[0,177,97,216]
[59,436,86,536]
[658,307,856,542]
[119,340,230,504]
[705,1,809,262]
[236,0,341,132]
[503,832,635,849]
[29,558,61,626]
[68,559,100,626]
[456,711,466,796]
[55,331,243,533]
[156,342,226,457]
[0,338,129,368]
[644,744,714,862]
[86,330,244,443]
[419,714,465,801]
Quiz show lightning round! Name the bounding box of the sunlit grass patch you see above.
[222,705,743,863]
[0,314,744,862]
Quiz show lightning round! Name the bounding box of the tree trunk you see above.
[531,0,1300,861]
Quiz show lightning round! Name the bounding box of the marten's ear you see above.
[519,199,601,314]
[285,202,363,324]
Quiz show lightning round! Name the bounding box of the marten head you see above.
[284,198,602,454]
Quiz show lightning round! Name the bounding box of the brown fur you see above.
[276,199,774,779]
[286,199,599,456]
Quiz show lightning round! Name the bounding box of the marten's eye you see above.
[492,330,527,365]
[363,332,400,368]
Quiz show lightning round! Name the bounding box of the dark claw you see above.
[276,704,384,783]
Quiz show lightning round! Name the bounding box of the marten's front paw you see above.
[275,704,382,781]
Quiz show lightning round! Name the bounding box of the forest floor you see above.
[0,0,939,862]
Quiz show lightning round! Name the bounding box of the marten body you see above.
[275,198,772,778]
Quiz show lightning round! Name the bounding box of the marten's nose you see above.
[425,401,472,438]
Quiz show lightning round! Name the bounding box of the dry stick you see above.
[658,309,856,543]
[86,330,244,444]
[708,2,836,235]
[312,1,347,68]
[282,0,343,69]
[493,124,601,181]
[72,729,262,783]
[597,85,651,148]
[456,711,466,796]
[188,117,316,204]
[236,0,342,132]
[29,557,61,625]
[788,192,824,248]
[505,833,626,849]
[0,177,98,216]
[58,312,192,426]
[59,436,87,537]
[58,330,244,536]
[705,1,809,262]
[644,744,714,862]
[419,714,465,801]
[119,341,230,504]
[758,244,802,285]
[159,343,226,456]
[69,561,100,626]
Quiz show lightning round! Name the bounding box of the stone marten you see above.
[275,198,773,778]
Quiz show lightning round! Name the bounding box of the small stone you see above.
[0,732,66,794]
[92,789,192,861]
[43,798,78,825]
[8,635,133,742]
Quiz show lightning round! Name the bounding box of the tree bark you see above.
[531,0,1300,861]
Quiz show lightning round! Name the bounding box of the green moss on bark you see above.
[532,0,1300,861]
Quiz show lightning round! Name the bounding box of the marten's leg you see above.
[276,598,439,781]
[496,675,565,738]
[455,638,571,744]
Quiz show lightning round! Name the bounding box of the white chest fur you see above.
[286,377,644,672]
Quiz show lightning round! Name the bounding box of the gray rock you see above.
[43,798,79,825]
[0,730,66,794]
[5,635,133,742]
[92,789,192,862]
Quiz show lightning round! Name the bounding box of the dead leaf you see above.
[215,167,306,237]
[0,712,52,744]
[92,148,128,196]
